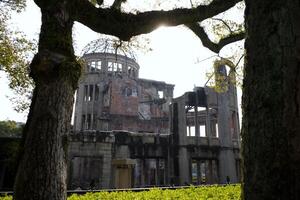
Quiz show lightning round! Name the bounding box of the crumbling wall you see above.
[74,53,174,135]
[68,131,171,189]
[170,85,241,185]
[110,78,139,116]
[68,132,114,189]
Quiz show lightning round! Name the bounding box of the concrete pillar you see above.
[194,106,199,137]
[178,148,189,185]
[217,91,238,183]
[218,149,237,183]
[74,83,85,131]
[206,160,213,184]
[91,84,95,129]
[175,98,190,185]
[206,106,212,140]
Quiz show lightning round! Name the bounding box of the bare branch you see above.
[186,23,245,53]
[111,0,126,10]
[72,0,242,41]
[234,54,245,70]
[211,17,233,33]
[189,0,194,7]
[96,0,103,6]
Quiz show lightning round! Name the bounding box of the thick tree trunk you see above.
[242,0,300,199]
[13,2,81,200]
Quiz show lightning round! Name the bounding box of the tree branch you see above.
[111,0,126,10]
[72,0,242,41]
[211,17,233,34]
[186,23,245,53]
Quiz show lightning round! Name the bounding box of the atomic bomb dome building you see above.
[73,39,173,134]
[67,39,241,189]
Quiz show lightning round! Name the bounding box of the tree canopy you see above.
[0,0,35,112]
[0,120,23,137]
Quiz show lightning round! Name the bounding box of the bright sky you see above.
[0,0,243,123]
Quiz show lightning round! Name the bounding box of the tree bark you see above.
[13,2,81,200]
[242,0,300,199]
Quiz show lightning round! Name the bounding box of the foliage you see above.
[0,120,23,137]
[0,195,11,200]
[0,0,26,12]
[0,0,36,112]
[0,185,240,200]
[191,1,244,90]
[0,128,21,188]
[204,56,242,92]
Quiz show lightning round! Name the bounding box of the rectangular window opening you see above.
[128,66,131,74]
[84,85,88,101]
[132,69,136,77]
[95,84,99,101]
[81,115,86,130]
[86,62,91,72]
[113,63,118,72]
[108,62,113,71]
[200,161,206,184]
[197,107,206,112]
[191,160,198,185]
[92,114,97,129]
[186,106,195,113]
[132,88,138,97]
[200,124,206,137]
[117,63,122,71]
[96,61,101,71]
[190,126,195,136]
[87,114,91,129]
[158,91,164,99]
[215,123,219,138]
[89,85,94,101]
[90,61,96,72]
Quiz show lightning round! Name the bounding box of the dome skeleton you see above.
[81,38,137,62]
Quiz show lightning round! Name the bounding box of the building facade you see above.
[68,39,241,190]
[73,52,173,134]
[0,40,241,191]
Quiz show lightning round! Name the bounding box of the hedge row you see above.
[0,185,241,200]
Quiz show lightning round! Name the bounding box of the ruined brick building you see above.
[73,43,173,134]
[68,39,241,189]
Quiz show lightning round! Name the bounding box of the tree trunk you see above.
[13,2,81,200]
[242,0,300,199]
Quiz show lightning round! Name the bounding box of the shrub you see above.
[0,184,241,200]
